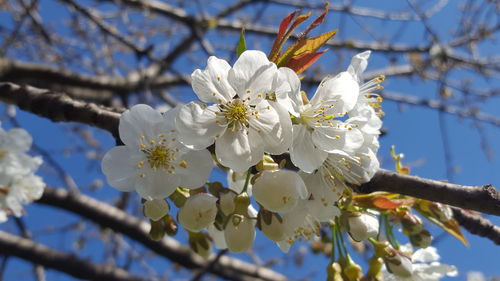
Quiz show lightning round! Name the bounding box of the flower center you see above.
[137,134,180,176]
[219,99,250,131]
[146,144,174,170]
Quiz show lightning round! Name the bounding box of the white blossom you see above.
[0,126,42,179]
[383,245,458,281]
[252,169,308,214]
[144,199,169,221]
[0,125,45,223]
[178,193,218,232]
[101,104,213,200]
[176,50,293,171]
[0,175,45,222]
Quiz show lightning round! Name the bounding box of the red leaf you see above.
[286,50,326,74]
[373,197,407,209]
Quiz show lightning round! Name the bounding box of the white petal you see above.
[228,50,277,102]
[312,126,364,153]
[119,104,164,147]
[274,67,302,116]
[176,149,213,189]
[207,224,227,249]
[4,128,32,152]
[290,125,328,173]
[101,146,140,192]
[347,51,371,82]
[191,56,236,103]
[176,102,226,150]
[227,169,252,195]
[136,169,180,200]
[252,170,308,214]
[311,72,360,113]
[249,100,291,155]
[215,130,262,172]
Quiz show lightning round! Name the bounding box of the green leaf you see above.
[237,29,246,57]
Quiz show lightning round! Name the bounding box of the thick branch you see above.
[0,59,186,102]
[0,82,121,138]
[452,207,500,245]
[358,169,500,216]
[37,188,288,281]
[0,231,145,281]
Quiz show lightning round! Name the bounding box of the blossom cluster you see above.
[101,49,456,280]
[102,49,382,247]
[0,123,45,222]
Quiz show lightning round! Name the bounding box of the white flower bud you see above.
[144,199,169,221]
[224,214,255,253]
[385,251,413,277]
[344,212,379,242]
[178,193,218,232]
[252,170,308,214]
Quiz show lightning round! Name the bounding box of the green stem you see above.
[331,224,336,262]
[242,168,252,194]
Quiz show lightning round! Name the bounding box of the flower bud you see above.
[429,202,453,222]
[163,214,178,236]
[365,256,384,280]
[384,249,413,277]
[144,199,169,221]
[224,214,255,252]
[409,229,432,248]
[342,212,379,242]
[400,212,423,235]
[327,262,344,281]
[178,193,218,232]
[252,170,308,214]
[343,255,362,281]
[149,219,165,241]
[188,231,212,258]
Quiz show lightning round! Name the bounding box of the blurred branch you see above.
[60,0,152,57]
[37,188,288,281]
[381,91,500,127]
[452,207,500,245]
[0,231,145,281]
[267,0,448,21]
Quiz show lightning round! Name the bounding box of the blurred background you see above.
[0,0,499,280]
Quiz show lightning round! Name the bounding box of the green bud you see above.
[149,219,165,241]
[409,229,432,248]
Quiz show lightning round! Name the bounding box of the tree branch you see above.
[452,207,500,245]
[37,188,288,281]
[0,231,145,281]
[357,169,500,216]
[0,82,121,138]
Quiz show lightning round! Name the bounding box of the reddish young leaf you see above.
[373,196,415,210]
[269,10,299,59]
[285,50,326,74]
[269,11,312,62]
[277,30,337,66]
